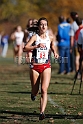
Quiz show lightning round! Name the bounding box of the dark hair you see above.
[37,17,48,26]
[27,18,38,32]
[70,12,78,21]
[75,17,82,26]
[58,16,64,23]
[26,18,33,29]
[66,17,71,23]
[33,19,38,27]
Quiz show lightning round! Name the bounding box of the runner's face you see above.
[39,20,48,33]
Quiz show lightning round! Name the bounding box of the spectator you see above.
[57,16,71,74]
[74,17,83,73]
[1,31,9,58]
[69,11,79,73]
[66,17,71,23]
[0,31,4,55]
[77,28,83,81]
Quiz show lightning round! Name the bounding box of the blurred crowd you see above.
[0,11,83,80]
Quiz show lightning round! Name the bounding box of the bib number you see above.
[36,50,48,63]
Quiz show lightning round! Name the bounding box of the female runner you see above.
[24,17,59,120]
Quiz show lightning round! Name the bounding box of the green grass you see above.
[0,46,83,124]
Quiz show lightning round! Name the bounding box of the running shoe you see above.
[39,112,45,120]
[31,94,36,101]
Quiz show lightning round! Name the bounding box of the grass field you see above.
[0,46,83,124]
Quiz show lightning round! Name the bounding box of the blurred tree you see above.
[0,0,39,22]
[0,0,83,33]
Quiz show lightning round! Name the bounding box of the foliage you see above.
[0,0,39,22]
[0,0,83,32]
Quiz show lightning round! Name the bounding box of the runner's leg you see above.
[30,69,40,96]
[40,68,51,113]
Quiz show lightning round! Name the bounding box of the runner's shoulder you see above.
[48,34,54,42]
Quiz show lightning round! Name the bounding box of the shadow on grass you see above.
[7,91,31,94]
[6,91,83,96]
[52,75,74,80]
[51,82,74,85]
[47,92,83,95]
[0,110,83,119]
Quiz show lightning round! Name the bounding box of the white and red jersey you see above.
[32,34,51,64]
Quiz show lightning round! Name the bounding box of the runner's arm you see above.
[50,36,59,58]
[24,35,37,51]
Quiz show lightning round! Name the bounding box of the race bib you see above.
[36,49,48,63]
